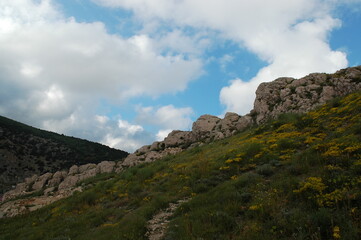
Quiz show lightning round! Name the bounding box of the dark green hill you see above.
[1,92,360,239]
[0,116,128,193]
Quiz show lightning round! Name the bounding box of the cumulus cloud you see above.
[0,0,202,151]
[94,0,352,114]
[100,118,152,152]
[136,104,194,140]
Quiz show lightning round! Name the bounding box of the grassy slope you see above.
[0,92,360,240]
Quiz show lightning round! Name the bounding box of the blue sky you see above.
[0,0,360,152]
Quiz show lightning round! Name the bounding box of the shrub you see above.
[256,164,274,177]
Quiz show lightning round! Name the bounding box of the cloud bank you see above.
[0,0,202,152]
[95,0,351,114]
[1,0,360,151]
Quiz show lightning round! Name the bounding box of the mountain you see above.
[0,116,128,194]
[0,66,360,239]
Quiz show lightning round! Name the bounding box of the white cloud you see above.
[118,119,144,135]
[136,104,194,141]
[0,0,203,151]
[136,104,193,130]
[156,129,173,141]
[95,115,109,124]
[94,0,352,115]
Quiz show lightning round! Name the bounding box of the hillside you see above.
[1,91,360,239]
[0,116,128,194]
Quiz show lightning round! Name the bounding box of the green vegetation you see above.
[0,116,128,193]
[1,92,361,240]
[0,115,128,160]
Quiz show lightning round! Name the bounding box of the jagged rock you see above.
[32,173,53,191]
[58,175,79,190]
[97,161,116,173]
[68,165,79,175]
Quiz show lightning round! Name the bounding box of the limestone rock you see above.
[253,66,361,124]
[3,183,28,201]
[78,168,98,182]
[32,173,53,191]
[68,165,79,175]
[97,161,116,173]
[47,171,67,187]
[79,163,97,174]
[163,131,195,148]
[192,115,220,137]
[135,145,151,156]
[58,175,79,190]
[24,175,38,185]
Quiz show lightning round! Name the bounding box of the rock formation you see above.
[254,66,361,123]
[1,65,360,218]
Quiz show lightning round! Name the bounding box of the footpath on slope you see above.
[146,198,190,240]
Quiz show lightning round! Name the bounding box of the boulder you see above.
[97,161,116,173]
[58,175,79,190]
[78,168,98,182]
[192,115,220,139]
[163,131,195,148]
[68,165,79,175]
[79,163,97,174]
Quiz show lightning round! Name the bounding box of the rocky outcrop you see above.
[254,66,361,124]
[0,158,121,218]
[117,112,255,169]
[116,66,361,169]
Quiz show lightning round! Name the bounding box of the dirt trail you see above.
[145,198,190,240]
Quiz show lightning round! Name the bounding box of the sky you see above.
[1,0,361,152]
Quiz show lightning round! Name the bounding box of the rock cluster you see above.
[0,161,119,217]
[120,112,253,167]
[119,66,361,168]
[254,66,361,124]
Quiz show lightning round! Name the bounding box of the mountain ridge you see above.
[0,115,128,194]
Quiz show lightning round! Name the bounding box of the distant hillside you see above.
[0,116,128,193]
[1,91,360,239]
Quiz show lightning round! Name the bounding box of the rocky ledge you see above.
[120,66,361,167]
